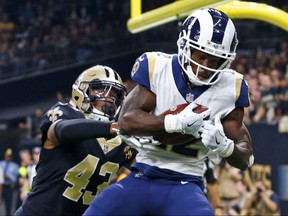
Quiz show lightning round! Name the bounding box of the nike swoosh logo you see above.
[181,181,189,185]
[215,131,225,145]
[187,121,196,127]
[216,136,220,145]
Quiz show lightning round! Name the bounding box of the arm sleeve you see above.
[54,119,111,145]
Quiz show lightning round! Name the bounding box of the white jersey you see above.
[126,51,249,177]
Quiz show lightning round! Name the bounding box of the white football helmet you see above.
[177,8,238,86]
[70,65,126,122]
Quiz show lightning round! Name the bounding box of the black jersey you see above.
[20,102,137,216]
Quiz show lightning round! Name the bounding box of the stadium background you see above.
[0,0,287,214]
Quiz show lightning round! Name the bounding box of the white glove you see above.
[119,134,143,148]
[199,114,234,157]
[119,135,160,148]
[137,137,161,146]
[164,103,211,138]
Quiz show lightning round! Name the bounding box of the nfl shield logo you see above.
[186,93,194,102]
[103,144,109,153]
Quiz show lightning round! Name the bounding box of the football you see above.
[153,103,209,145]
[160,103,209,116]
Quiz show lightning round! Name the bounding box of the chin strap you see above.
[101,104,115,116]
[85,96,116,122]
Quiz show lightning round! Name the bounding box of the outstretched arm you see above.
[44,119,118,149]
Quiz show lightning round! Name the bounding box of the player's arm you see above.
[200,106,253,171]
[118,52,163,137]
[118,84,164,136]
[120,52,209,138]
[44,119,118,149]
[222,107,253,170]
[200,75,253,170]
[119,84,210,138]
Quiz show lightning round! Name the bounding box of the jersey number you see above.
[63,154,119,205]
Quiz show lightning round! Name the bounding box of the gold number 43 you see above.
[63,154,119,205]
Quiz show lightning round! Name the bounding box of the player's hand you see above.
[110,122,119,136]
[137,137,161,146]
[164,102,210,138]
[119,135,160,148]
[199,114,234,157]
[119,135,143,148]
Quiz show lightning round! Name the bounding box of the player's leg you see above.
[83,171,149,215]
[150,179,214,215]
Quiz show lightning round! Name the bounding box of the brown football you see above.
[153,103,209,145]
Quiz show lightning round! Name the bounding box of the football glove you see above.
[164,103,211,138]
[200,114,234,157]
[119,135,160,148]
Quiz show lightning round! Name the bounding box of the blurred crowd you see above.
[0,147,40,215]
[211,159,280,216]
[0,0,286,81]
[230,41,288,128]
[0,0,132,78]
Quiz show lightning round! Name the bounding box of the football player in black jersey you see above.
[14,65,137,216]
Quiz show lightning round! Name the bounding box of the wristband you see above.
[217,138,234,158]
[164,114,177,133]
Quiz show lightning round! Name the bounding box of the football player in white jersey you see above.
[84,8,254,216]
